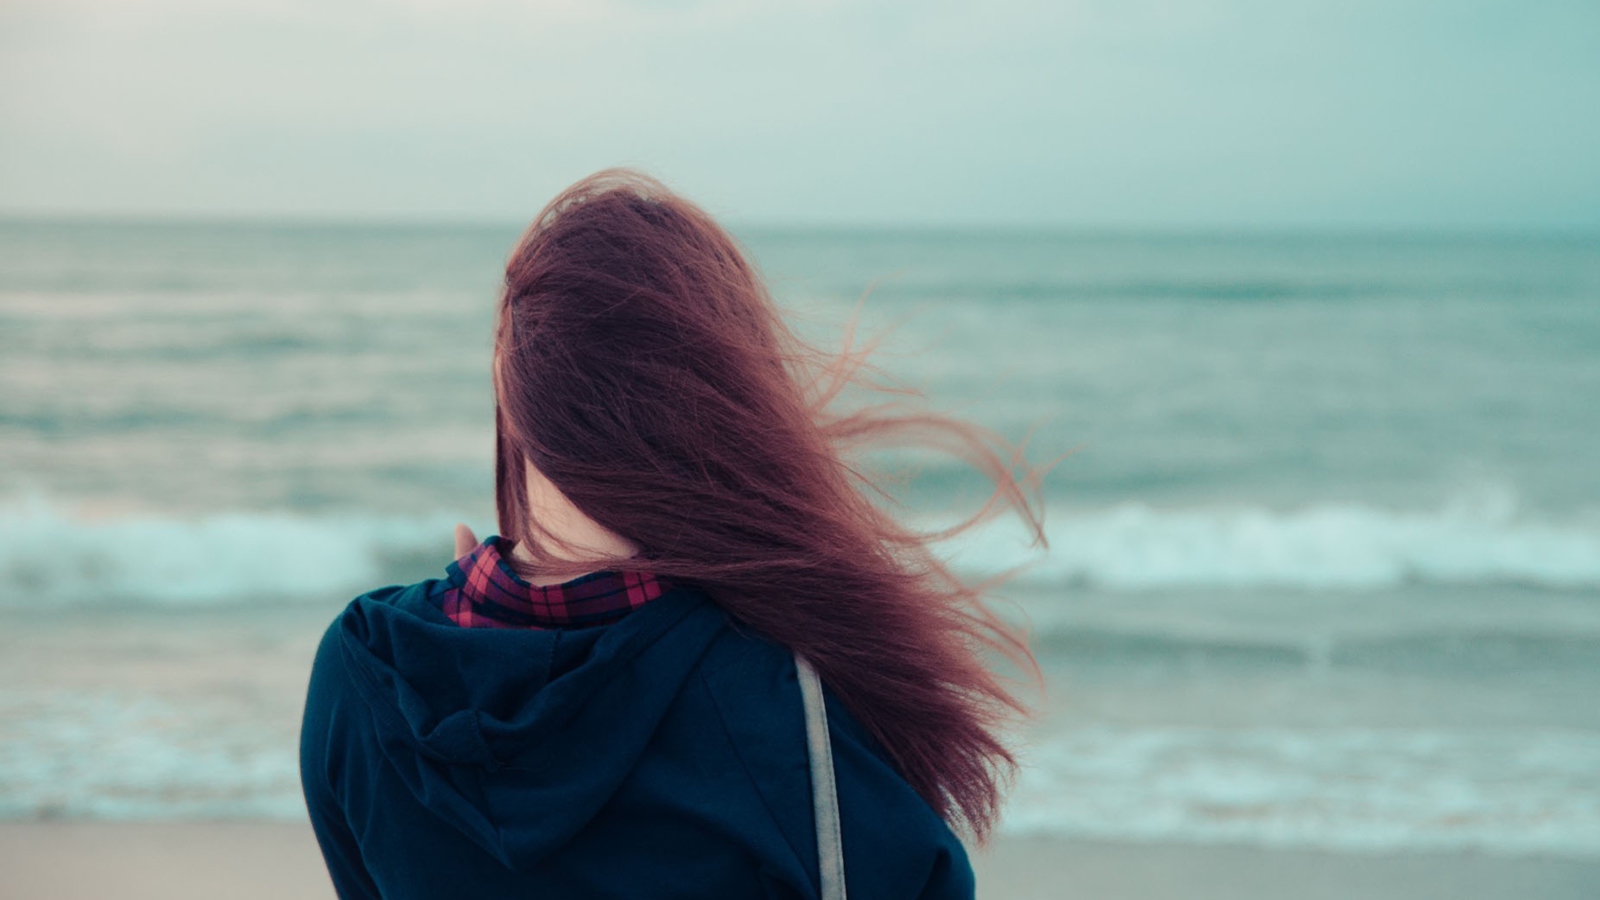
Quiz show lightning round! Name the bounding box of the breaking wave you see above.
[952,492,1600,591]
[3,491,1598,606]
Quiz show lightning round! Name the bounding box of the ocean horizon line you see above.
[2,212,1597,243]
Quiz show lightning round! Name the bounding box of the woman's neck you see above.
[516,462,639,586]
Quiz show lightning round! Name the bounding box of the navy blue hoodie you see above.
[299,576,976,898]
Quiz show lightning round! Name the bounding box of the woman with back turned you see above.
[299,170,1047,899]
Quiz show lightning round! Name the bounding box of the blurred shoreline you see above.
[1,823,1596,900]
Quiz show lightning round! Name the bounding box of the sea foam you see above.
[0,688,304,821]
[2,493,1598,606]
[1004,726,1600,857]
[7,685,1597,857]
[953,492,1600,591]
[0,497,459,606]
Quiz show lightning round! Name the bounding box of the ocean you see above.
[2,221,1598,858]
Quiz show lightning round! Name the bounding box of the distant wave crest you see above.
[0,498,457,606]
[954,491,1600,591]
[2,493,1598,606]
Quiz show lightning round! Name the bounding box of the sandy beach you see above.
[1,822,1595,900]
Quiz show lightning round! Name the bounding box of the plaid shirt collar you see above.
[434,536,665,630]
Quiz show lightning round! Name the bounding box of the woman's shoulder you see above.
[302,579,448,709]
[692,620,882,758]
[688,614,976,900]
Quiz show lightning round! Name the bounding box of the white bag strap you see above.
[795,653,847,900]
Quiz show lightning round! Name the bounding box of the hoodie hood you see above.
[335,580,727,871]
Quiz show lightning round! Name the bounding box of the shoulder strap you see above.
[795,653,847,900]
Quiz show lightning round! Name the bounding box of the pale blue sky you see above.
[1,0,1596,228]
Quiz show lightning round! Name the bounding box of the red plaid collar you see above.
[435,536,665,630]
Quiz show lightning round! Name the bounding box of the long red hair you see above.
[494,170,1047,839]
